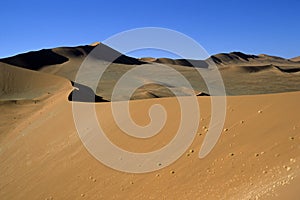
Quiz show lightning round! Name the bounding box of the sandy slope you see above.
[0,85,299,199]
[290,56,300,62]
[0,63,70,101]
[0,63,72,136]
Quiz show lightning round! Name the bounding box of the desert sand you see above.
[0,44,299,199]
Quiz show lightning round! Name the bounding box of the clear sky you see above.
[1,0,299,59]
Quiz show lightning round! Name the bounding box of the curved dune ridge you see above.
[0,63,71,102]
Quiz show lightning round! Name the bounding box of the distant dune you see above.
[141,52,299,68]
[290,56,300,62]
[1,44,299,100]
[211,52,259,64]
[0,43,143,71]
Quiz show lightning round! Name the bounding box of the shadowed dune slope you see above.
[153,58,209,68]
[1,45,299,100]
[220,64,300,73]
[210,52,295,66]
[0,43,144,71]
[0,49,69,70]
[211,52,259,64]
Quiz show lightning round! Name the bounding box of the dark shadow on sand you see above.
[68,81,109,103]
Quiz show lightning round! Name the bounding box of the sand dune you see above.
[211,52,297,67]
[0,49,68,70]
[0,63,70,101]
[149,58,209,68]
[290,56,300,62]
[0,62,72,141]
[0,42,143,74]
[130,83,201,100]
[1,45,299,100]
[146,52,299,67]
[220,64,300,74]
[0,44,300,199]
[211,52,259,64]
[0,84,299,199]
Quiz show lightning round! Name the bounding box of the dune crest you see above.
[0,63,71,101]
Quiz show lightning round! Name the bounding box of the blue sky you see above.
[1,0,299,58]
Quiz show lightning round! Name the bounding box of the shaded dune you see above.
[211,52,259,64]
[88,43,145,65]
[130,83,203,100]
[142,52,300,71]
[221,64,300,73]
[0,49,69,70]
[275,66,300,73]
[140,57,209,68]
[52,43,145,65]
[241,65,274,73]
[0,43,144,72]
[209,52,297,66]
[143,52,259,67]
[155,58,208,68]
[131,83,176,100]
[52,46,93,58]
